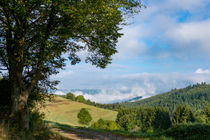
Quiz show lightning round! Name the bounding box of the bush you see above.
[165,123,210,140]
[91,119,121,130]
[76,95,85,102]
[66,92,76,101]
[77,108,92,125]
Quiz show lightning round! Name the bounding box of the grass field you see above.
[41,96,118,126]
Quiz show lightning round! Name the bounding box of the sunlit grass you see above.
[41,96,117,126]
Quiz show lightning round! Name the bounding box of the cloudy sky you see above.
[53,0,210,103]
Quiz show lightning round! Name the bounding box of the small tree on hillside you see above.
[76,95,85,102]
[77,108,92,125]
[66,92,76,101]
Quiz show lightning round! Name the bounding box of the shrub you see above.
[77,108,92,125]
[66,92,76,101]
[76,95,85,102]
[165,123,210,140]
[91,119,121,130]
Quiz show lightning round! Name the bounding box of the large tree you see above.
[0,0,142,130]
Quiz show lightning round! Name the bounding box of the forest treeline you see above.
[89,104,210,139]
[64,82,210,113]
[116,105,210,132]
[121,82,210,112]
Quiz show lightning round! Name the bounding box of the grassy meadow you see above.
[41,96,117,126]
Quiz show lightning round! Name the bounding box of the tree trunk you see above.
[8,36,29,130]
[10,73,29,130]
[19,90,29,130]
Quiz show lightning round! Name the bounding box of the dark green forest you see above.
[121,82,210,112]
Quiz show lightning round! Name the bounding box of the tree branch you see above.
[28,3,56,92]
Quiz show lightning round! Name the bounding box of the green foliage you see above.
[76,95,85,102]
[0,0,142,130]
[153,107,172,130]
[172,104,195,125]
[203,106,210,124]
[77,108,92,125]
[116,107,171,132]
[122,83,210,112]
[165,123,210,140]
[91,119,121,130]
[116,112,137,131]
[196,106,210,124]
[66,92,76,101]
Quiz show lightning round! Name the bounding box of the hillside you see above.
[121,83,210,112]
[41,96,117,126]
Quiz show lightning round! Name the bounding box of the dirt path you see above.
[52,126,141,140]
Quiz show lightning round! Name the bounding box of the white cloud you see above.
[164,0,208,12]
[167,19,210,54]
[71,85,154,103]
[54,90,66,95]
[195,68,210,74]
[118,0,210,60]
[54,70,73,78]
[114,26,147,59]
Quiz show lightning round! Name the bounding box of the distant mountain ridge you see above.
[121,83,210,112]
[122,96,142,102]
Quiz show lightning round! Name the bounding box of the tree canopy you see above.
[77,108,92,125]
[66,92,76,101]
[0,0,142,130]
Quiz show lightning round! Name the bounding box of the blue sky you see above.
[53,0,210,103]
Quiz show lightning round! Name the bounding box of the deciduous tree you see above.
[77,108,92,125]
[0,0,142,130]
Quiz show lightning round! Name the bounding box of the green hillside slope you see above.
[41,96,117,126]
[121,83,210,112]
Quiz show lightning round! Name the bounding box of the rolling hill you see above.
[121,83,210,112]
[41,96,117,126]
